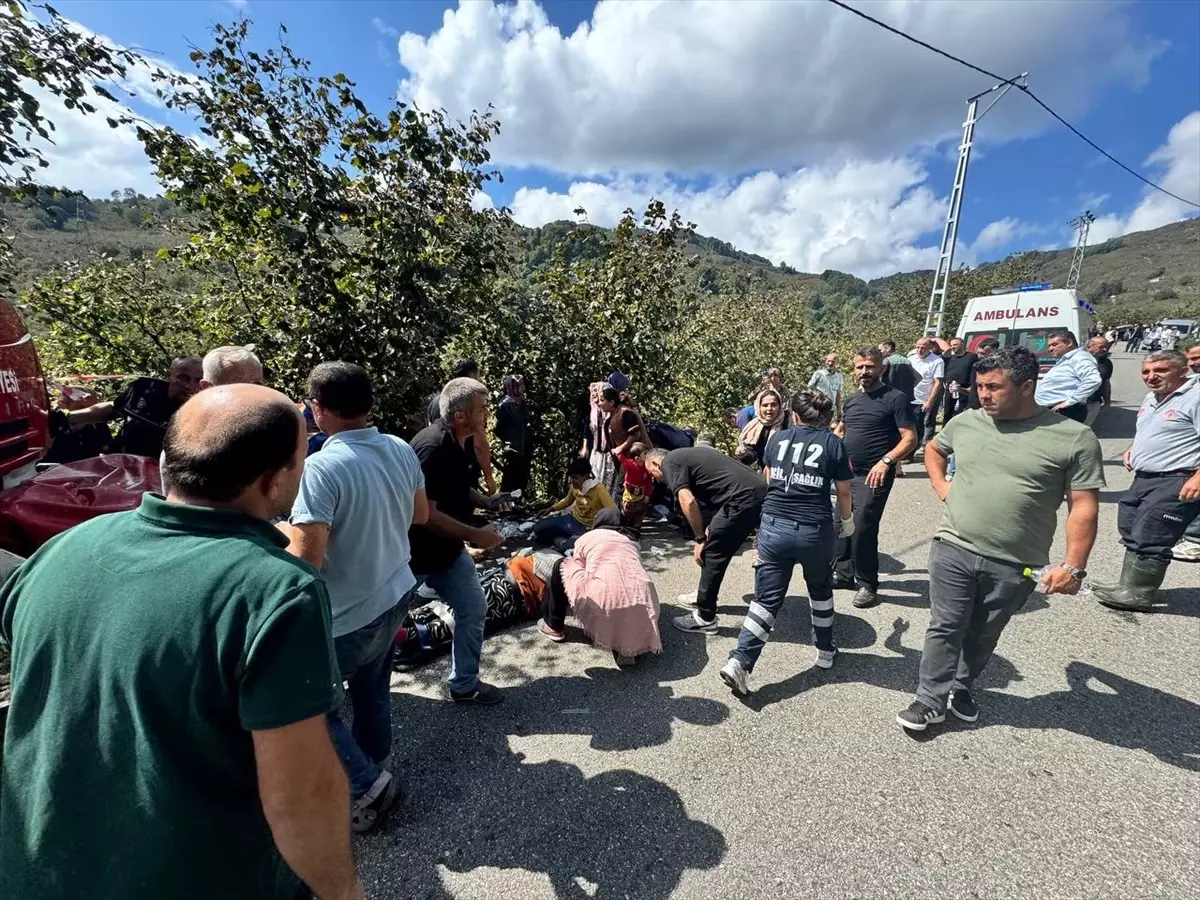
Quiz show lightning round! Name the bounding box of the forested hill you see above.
[5,187,1199,323]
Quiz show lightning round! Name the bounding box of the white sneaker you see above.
[1172,539,1200,562]
[719,658,751,695]
[677,590,698,605]
[816,648,838,669]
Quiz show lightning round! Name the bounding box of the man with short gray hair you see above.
[408,378,506,705]
[1093,350,1200,608]
[201,346,264,389]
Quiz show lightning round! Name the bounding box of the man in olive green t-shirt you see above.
[897,347,1104,733]
[1,385,363,900]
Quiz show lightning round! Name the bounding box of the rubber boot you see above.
[1090,551,1134,602]
[1094,552,1170,611]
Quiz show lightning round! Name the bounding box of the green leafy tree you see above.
[448,203,695,495]
[25,20,512,431]
[1,1,142,294]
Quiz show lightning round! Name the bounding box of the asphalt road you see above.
[360,352,1199,900]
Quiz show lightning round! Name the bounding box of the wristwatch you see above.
[1059,564,1087,581]
[881,455,895,467]
[694,533,708,544]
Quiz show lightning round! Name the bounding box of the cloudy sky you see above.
[28,0,1200,279]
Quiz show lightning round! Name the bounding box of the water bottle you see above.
[1024,566,1093,596]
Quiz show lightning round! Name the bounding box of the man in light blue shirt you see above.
[1034,330,1101,423]
[808,352,845,422]
[286,362,427,834]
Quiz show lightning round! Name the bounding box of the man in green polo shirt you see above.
[1,384,363,900]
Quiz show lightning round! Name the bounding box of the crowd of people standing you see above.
[1,326,1197,899]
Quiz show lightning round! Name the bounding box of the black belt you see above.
[1134,470,1194,478]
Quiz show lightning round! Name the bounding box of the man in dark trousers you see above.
[833,347,917,608]
[643,446,767,635]
[899,347,1104,732]
[940,337,977,426]
[1093,350,1199,609]
[1086,335,1114,414]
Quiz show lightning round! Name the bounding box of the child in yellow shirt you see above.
[533,458,616,547]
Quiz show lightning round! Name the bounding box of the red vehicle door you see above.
[0,299,51,483]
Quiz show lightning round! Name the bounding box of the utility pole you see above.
[923,73,1028,337]
[1065,210,1096,292]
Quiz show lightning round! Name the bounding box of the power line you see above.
[826,0,1200,209]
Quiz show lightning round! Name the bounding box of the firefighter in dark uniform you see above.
[1094,350,1200,610]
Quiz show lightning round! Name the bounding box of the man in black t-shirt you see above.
[643,445,767,634]
[967,338,1000,410]
[1086,335,1113,410]
[832,347,917,608]
[65,357,203,458]
[940,337,977,425]
[409,377,505,706]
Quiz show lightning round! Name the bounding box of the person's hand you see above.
[692,540,705,566]
[472,525,504,550]
[836,516,855,539]
[866,460,890,488]
[1040,565,1081,596]
[921,400,933,412]
[832,421,846,439]
[579,448,588,458]
[1122,446,1133,470]
[611,448,623,458]
[932,478,951,502]
[1180,472,1200,503]
[1053,402,1068,411]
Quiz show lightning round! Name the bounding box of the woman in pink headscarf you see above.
[537,508,662,667]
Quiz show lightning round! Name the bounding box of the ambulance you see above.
[955,283,1096,372]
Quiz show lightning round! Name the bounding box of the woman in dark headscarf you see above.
[495,374,532,495]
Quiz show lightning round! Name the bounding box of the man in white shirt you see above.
[906,337,945,452]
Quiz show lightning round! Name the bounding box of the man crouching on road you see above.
[898,347,1105,732]
[1,385,363,900]
[642,444,768,634]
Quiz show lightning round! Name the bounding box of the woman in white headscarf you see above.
[735,387,785,469]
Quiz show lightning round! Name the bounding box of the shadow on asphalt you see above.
[364,616,729,898]
[735,617,1022,714]
[1092,405,1138,441]
[982,661,1200,773]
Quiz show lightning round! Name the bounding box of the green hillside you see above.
[5,186,1198,324]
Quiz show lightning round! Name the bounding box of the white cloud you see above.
[970,218,1021,254]
[1086,111,1200,244]
[25,85,162,197]
[372,17,399,38]
[398,0,1163,175]
[510,158,949,278]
